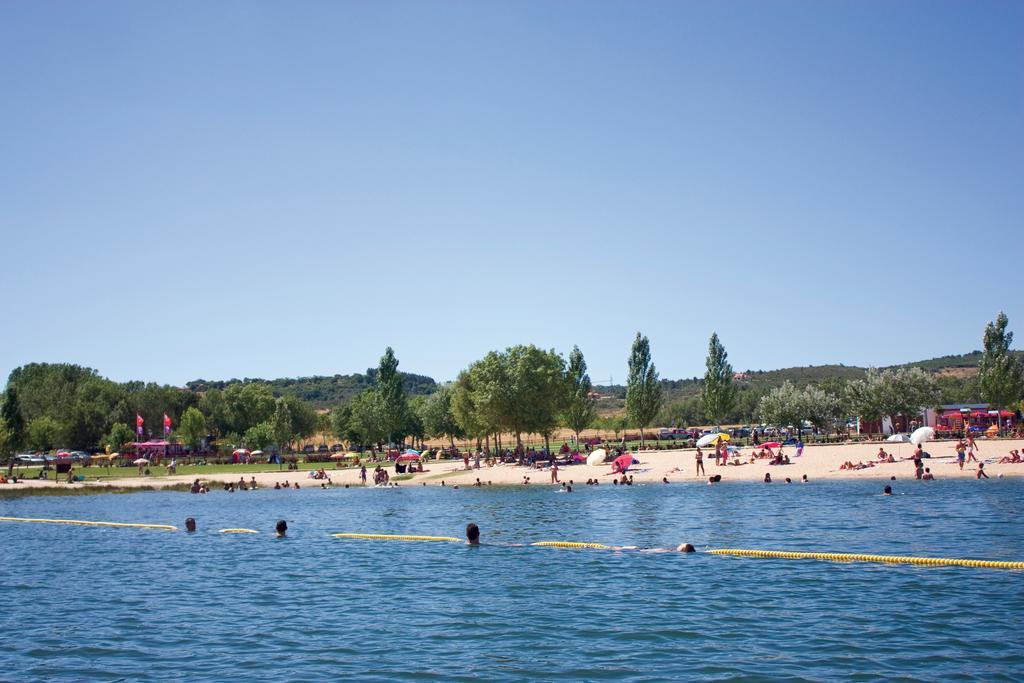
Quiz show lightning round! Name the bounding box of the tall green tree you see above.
[330,402,360,446]
[562,345,596,445]
[376,347,409,447]
[270,399,296,452]
[1,386,26,459]
[102,422,136,453]
[979,312,1024,431]
[178,406,208,451]
[27,416,63,452]
[625,332,663,447]
[701,332,736,428]
[419,384,464,447]
[349,389,385,448]
[757,382,806,433]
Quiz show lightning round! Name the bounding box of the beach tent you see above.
[909,427,934,446]
[586,448,607,466]
[612,453,633,473]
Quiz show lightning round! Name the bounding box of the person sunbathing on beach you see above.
[998,450,1021,464]
[877,448,889,461]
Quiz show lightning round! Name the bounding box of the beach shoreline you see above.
[5,439,1023,495]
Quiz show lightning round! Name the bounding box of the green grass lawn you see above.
[8,461,389,483]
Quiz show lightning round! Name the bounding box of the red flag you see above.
[163,413,172,434]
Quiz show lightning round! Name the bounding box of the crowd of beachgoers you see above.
[4,436,1024,493]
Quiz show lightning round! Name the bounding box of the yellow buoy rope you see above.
[2,518,1018,570]
[708,548,1024,570]
[532,540,612,550]
[0,516,177,531]
[332,533,460,542]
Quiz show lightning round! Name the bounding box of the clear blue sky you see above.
[2,1,1021,387]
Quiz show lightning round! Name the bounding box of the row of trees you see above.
[0,363,324,455]
[3,313,1022,457]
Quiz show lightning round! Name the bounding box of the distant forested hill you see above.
[186,371,437,408]
[591,351,1023,411]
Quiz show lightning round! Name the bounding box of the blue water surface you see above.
[1,479,1022,681]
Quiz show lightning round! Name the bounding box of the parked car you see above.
[330,444,343,453]
[14,454,45,465]
[316,444,329,453]
[302,444,315,454]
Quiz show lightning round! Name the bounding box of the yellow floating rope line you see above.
[708,548,1024,570]
[332,533,460,542]
[532,541,612,550]
[0,516,177,531]
[220,528,259,534]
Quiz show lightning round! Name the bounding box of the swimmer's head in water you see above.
[884,485,892,495]
[185,517,196,532]
[466,523,480,545]
[276,520,288,536]
[677,543,696,553]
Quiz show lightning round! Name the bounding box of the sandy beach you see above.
[9,439,1024,493]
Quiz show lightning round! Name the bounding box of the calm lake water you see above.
[2,479,1023,681]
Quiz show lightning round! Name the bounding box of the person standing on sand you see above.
[695,448,705,477]
[955,440,967,470]
[966,434,979,463]
[912,445,924,479]
[551,460,559,484]
[360,465,367,485]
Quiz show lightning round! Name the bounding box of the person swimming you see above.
[275,520,288,537]
[466,523,480,545]
[185,517,196,533]
[883,485,893,495]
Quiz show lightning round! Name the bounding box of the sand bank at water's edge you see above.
[8,439,1024,493]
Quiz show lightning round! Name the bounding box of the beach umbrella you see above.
[909,426,934,446]
[251,450,264,456]
[397,453,421,462]
[696,433,729,448]
[344,452,361,459]
[404,449,420,456]
[232,448,250,456]
[886,434,911,443]
[330,453,347,459]
[612,453,633,473]
[586,449,607,466]
[757,442,781,450]
[133,458,150,465]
